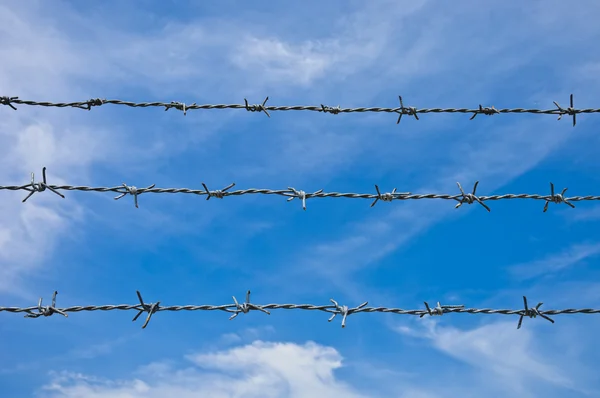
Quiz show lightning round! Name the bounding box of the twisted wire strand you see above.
[1,291,597,329]
[0,94,587,125]
[1,168,598,211]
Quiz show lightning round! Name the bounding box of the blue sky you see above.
[1,1,600,397]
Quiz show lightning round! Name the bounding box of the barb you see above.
[244,97,270,118]
[454,181,491,212]
[419,301,465,317]
[2,94,595,126]
[328,299,368,328]
[21,167,65,203]
[165,101,197,116]
[321,104,341,114]
[3,173,599,212]
[543,182,575,212]
[4,292,597,329]
[85,98,105,110]
[229,290,270,320]
[286,187,324,211]
[132,291,160,329]
[370,185,411,207]
[0,96,18,110]
[113,183,156,208]
[553,94,577,126]
[517,296,555,329]
[23,291,68,319]
[202,182,235,200]
[395,96,419,124]
[469,104,500,120]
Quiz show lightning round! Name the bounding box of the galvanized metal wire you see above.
[1,167,598,211]
[0,94,588,125]
[1,291,597,329]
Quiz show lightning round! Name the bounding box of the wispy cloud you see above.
[396,319,584,397]
[567,207,600,222]
[508,242,600,280]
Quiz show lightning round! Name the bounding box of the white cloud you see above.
[231,37,335,86]
[37,326,598,398]
[38,341,376,398]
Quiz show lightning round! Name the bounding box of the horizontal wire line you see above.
[0,94,587,125]
[1,291,597,329]
[1,168,598,211]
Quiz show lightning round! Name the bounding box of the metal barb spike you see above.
[470,104,499,120]
[244,97,271,117]
[396,96,419,124]
[320,104,341,114]
[132,291,160,329]
[517,296,555,329]
[201,182,235,200]
[287,187,323,210]
[328,299,368,328]
[22,167,65,203]
[371,185,410,207]
[454,181,490,212]
[24,291,68,319]
[420,301,464,318]
[229,290,270,320]
[1,96,18,110]
[553,94,577,127]
[114,183,156,208]
[85,98,105,110]
[543,183,574,212]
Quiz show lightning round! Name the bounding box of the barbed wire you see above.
[0,94,590,126]
[1,291,598,329]
[1,167,598,211]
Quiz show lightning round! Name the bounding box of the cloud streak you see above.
[508,242,600,280]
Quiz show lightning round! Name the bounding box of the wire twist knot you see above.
[114,183,156,208]
[132,291,160,329]
[85,98,105,110]
[24,291,68,319]
[470,104,499,120]
[396,96,419,124]
[517,296,555,329]
[553,94,577,126]
[287,187,323,211]
[420,301,464,317]
[165,101,195,116]
[202,182,235,200]
[371,185,410,207]
[320,104,341,114]
[22,167,65,203]
[1,96,18,110]
[328,299,368,328]
[244,97,270,117]
[455,181,490,212]
[543,182,575,212]
[229,290,270,320]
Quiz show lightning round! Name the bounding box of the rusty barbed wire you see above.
[1,167,599,212]
[1,291,598,329]
[0,94,588,126]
